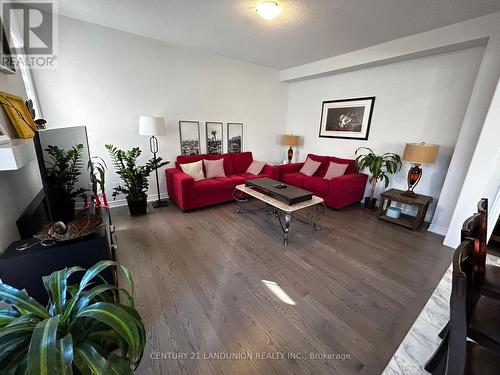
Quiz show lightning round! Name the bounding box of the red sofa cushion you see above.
[307,154,330,177]
[193,179,225,194]
[330,156,356,174]
[282,172,308,188]
[236,173,266,180]
[303,176,330,196]
[231,152,253,173]
[214,175,246,189]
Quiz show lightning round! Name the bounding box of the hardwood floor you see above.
[112,201,452,375]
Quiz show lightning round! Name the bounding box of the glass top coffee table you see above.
[234,178,325,246]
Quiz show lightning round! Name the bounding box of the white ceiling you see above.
[58,0,500,69]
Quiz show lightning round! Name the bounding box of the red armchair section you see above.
[166,152,278,211]
[278,154,367,209]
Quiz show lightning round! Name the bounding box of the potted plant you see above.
[0,260,145,374]
[106,144,169,215]
[45,144,85,222]
[88,156,109,208]
[355,147,402,209]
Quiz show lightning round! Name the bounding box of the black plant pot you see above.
[364,197,378,210]
[127,196,147,216]
[51,198,76,223]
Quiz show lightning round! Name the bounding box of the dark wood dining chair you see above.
[438,199,499,336]
[432,239,500,374]
[440,239,500,375]
[459,199,500,299]
[425,235,500,374]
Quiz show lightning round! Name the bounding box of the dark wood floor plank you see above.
[112,201,452,375]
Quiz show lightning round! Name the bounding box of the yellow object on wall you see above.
[0,91,36,139]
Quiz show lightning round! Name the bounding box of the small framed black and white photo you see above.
[179,120,201,155]
[205,122,223,155]
[227,123,243,153]
[319,97,375,140]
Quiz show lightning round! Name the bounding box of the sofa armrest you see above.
[327,173,368,209]
[277,162,304,179]
[165,168,195,210]
[262,164,279,180]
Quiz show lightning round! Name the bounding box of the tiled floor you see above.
[382,254,500,374]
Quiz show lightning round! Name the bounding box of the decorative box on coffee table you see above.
[377,188,432,230]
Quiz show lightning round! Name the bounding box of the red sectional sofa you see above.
[166,152,279,211]
[278,154,368,209]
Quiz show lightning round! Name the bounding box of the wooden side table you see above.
[377,188,432,230]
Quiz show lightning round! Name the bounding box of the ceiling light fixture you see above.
[256,1,282,21]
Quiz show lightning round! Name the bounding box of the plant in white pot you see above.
[106,144,169,215]
[355,147,402,209]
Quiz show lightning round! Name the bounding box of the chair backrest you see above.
[461,198,488,283]
[478,198,488,264]
[445,239,475,375]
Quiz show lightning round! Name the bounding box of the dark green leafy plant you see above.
[45,144,85,199]
[105,144,169,201]
[355,147,402,200]
[0,260,145,374]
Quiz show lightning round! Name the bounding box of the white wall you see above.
[286,47,484,221]
[445,74,500,245]
[0,72,42,251]
[31,16,288,204]
[281,11,500,244]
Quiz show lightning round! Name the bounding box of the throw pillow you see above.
[203,158,226,179]
[323,162,348,179]
[180,160,205,181]
[299,158,321,176]
[246,160,266,175]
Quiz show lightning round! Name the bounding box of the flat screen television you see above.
[33,126,92,222]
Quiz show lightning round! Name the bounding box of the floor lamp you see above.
[139,115,169,208]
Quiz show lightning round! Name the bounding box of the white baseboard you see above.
[107,192,169,208]
[428,224,448,236]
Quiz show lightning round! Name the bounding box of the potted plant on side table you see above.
[355,147,402,209]
[45,144,85,222]
[106,144,169,215]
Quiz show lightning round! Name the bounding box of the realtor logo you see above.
[1,0,57,68]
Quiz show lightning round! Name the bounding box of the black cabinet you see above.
[0,209,116,305]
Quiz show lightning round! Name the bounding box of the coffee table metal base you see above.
[233,189,325,246]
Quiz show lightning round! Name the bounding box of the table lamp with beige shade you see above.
[282,134,300,163]
[401,142,439,197]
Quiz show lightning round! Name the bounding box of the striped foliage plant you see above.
[0,260,145,374]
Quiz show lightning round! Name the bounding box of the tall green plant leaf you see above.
[46,268,68,315]
[79,260,133,293]
[0,309,20,327]
[56,334,73,375]
[73,342,107,375]
[104,354,133,375]
[0,319,37,340]
[0,284,49,319]
[26,315,60,375]
[0,336,28,363]
[76,302,141,363]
